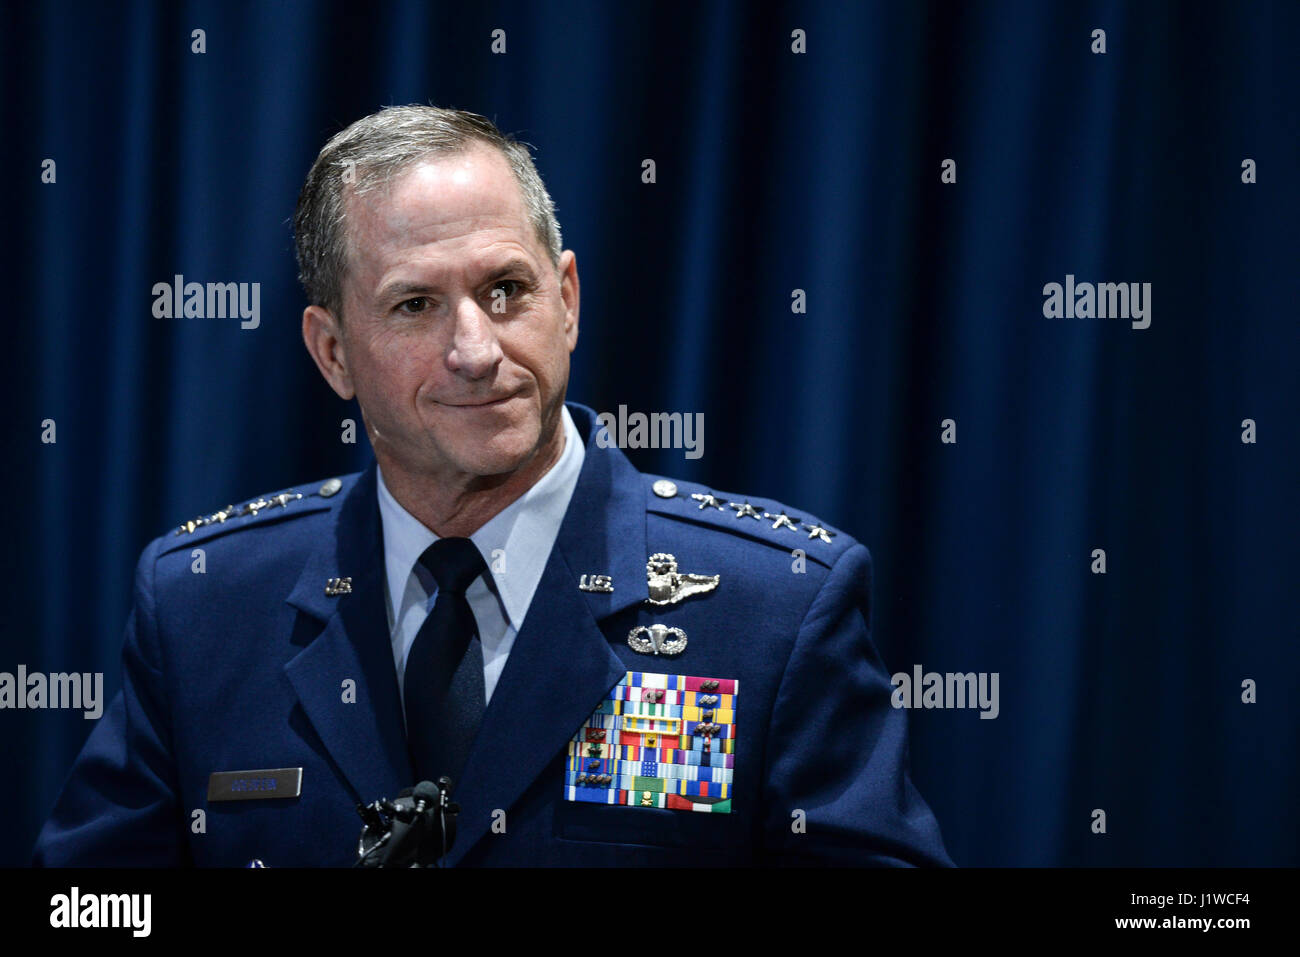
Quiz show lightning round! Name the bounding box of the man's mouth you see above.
[443,393,517,408]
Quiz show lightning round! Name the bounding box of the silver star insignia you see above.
[177,503,238,535]
[728,501,763,521]
[691,492,725,511]
[803,522,835,544]
[763,511,801,532]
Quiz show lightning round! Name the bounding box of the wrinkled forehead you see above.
[341,145,539,278]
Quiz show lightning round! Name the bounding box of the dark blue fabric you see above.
[3,0,1295,866]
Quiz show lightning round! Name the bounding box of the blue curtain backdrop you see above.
[2,0,1295,866]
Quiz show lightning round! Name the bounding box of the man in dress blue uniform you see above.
[33,106,952,867]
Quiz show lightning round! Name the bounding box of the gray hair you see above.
[293,104,563,317]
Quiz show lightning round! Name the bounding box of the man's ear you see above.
[558,249,579,351]
[302,305,355,400]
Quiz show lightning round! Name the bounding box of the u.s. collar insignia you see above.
[645,553,719,606]
[324,577,352,596]
[628,624,688,656]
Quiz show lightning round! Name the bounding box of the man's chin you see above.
[453,454,530,479]
[444,432,543,479]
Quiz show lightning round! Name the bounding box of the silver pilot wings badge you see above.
[644,552,719,606]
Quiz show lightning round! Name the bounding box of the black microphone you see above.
[412,779,440,812]
[428,777,458,866]
[354,778,459,867]
[383,782,436,867]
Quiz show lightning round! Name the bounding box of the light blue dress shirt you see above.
[377,405,585,715]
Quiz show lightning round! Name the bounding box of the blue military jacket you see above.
[34,403,952,866]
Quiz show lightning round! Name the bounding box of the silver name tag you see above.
[207,767,302,802]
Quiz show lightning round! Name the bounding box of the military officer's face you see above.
[304,143,579,487]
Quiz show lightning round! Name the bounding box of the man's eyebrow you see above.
[374,259,538,302]
[375,279,435,302]
[482,258,538,280]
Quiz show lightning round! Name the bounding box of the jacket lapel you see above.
[445,403,649,864]
[283,464,411,806]
[279,406,651,863]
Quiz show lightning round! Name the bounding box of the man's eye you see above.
[398,297,430,313]
[492,279,522,299]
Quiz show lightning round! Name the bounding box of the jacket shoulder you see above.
[155,472,361,556]
[641,473,859,570]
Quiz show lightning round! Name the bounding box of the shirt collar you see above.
[376,404,585,631]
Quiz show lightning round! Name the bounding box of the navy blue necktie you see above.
[404,537,488,790]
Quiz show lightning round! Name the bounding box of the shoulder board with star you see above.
[643,475,855,567]
[157,474,355,554]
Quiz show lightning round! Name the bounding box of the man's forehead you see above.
[347,146,528,240]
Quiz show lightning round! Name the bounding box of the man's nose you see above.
[445,297,504,379]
